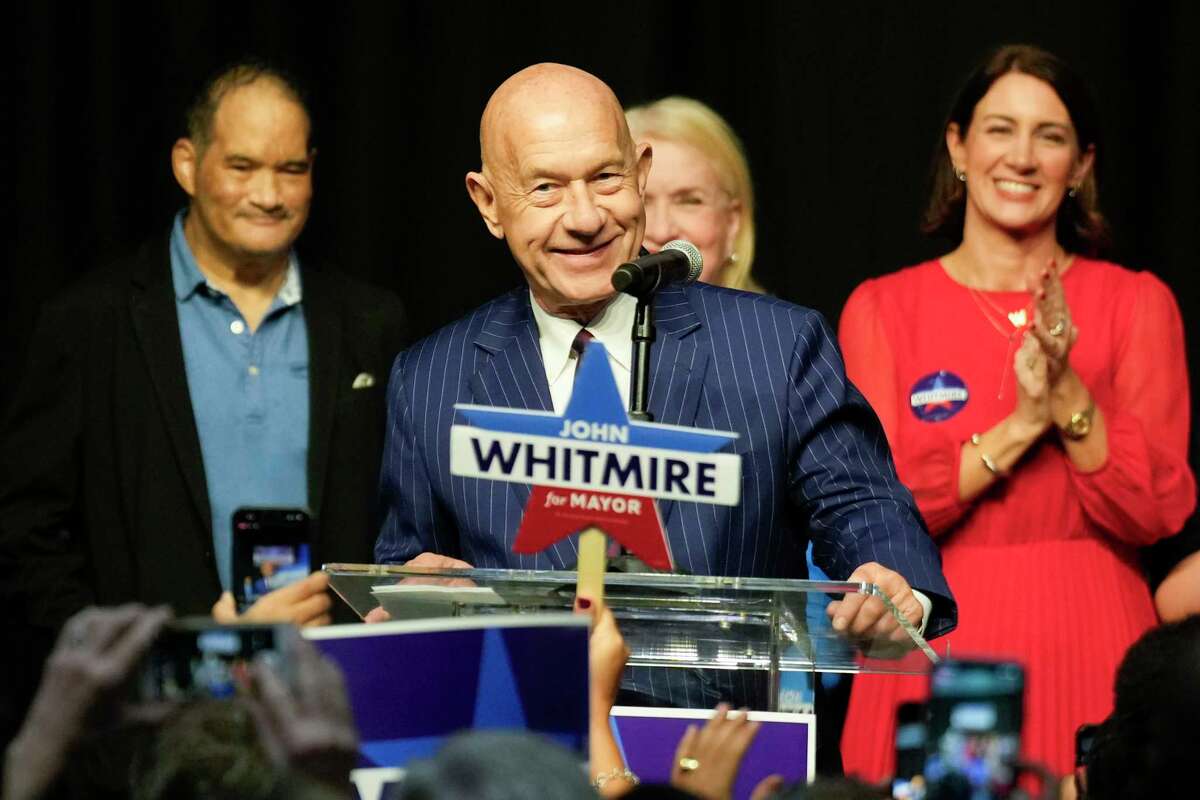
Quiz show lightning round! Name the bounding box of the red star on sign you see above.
[514,486,672,570]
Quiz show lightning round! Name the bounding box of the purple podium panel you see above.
[305,614,590,768]
[610,706,815,797]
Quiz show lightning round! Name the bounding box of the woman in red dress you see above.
[838,45,1195,781]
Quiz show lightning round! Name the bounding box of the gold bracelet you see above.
[970,433,1007,478]
[593,767,639,790]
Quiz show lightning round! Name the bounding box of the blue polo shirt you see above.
[170,210,310,591]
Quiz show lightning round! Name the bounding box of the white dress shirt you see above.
[529,290,638,414]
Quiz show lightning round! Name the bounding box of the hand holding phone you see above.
[213,571,332,628]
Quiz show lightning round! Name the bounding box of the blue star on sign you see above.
[455,341,738,453]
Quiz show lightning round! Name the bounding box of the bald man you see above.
[376,64,955,706]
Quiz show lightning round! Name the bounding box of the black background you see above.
[4,1,1198,408]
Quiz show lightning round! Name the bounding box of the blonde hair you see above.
[626,97,762,293]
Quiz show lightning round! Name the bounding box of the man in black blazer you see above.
[0,64,405,739]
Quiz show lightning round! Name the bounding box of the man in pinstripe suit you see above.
[375,64,955,708]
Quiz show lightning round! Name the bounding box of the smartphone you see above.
[232,507,313,609]
[137,618,289,701]
[923,659,1024,799]
[1074,723,1097,768]
[892,701,928,798]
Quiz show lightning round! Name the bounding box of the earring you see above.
[728,252,738,264]
[955,168,966,183]
[1068,185,1079,198]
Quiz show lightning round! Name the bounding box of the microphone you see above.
[612,240,703,296]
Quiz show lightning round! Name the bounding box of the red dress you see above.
[837,258,1195,780]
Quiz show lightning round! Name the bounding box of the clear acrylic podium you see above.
[324,563,947,712]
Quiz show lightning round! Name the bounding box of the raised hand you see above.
[575,594,630,720]
[4,605,173,800]
[670,705,766,800]
[247,631,359,797]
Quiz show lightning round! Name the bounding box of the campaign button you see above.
[909,371,969,422]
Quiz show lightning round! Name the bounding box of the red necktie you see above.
[570,328,594,386]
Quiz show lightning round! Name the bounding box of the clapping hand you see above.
[1028,259,1077,385]
[1012,331,1052,435]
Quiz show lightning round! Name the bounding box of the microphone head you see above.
[662,240,703,283]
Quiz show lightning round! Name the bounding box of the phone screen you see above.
[233,507,313,608]
[138,620,284,701]
[923,660,1024,799]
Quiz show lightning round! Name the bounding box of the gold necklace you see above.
[965,288,1035,401]
[967,288,1033,340]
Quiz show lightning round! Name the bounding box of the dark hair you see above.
[131,699,277,800]
[771,776,890,799]
[185,61,312,155]
[1083,615,1200,800]
[922,44,1110,255]
[388,731,594,800]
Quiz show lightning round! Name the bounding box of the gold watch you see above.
[1060,399,1095,440]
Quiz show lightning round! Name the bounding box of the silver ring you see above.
[678,757,700,772]
[1049,319,1066,337]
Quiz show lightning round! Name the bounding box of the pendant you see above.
[1007,309,1027,328]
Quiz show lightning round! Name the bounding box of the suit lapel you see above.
[646,286,709,526]
[469,290,551,510]
[127,237,212,534]
[301,268,342,522]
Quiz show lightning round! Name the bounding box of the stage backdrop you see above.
[4,1,1198,409]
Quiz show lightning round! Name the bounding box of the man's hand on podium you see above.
[403,552,475,571]
[363,553,477,623]
[212,571,333,627]
[825,561,924,646]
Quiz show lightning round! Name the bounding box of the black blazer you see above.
[0,232,407,630]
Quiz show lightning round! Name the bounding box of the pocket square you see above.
[352,372,375,389]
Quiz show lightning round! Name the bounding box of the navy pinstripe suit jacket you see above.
[376,282,955,644]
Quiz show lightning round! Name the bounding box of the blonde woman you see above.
[626,96,763,292]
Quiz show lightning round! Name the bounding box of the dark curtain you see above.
[4,1,1199,403]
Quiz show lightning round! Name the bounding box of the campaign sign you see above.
[610,706,815,797]
[307,614,590,798]
[449,341,740,569]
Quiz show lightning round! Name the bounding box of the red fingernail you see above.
[576,597,592,610]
